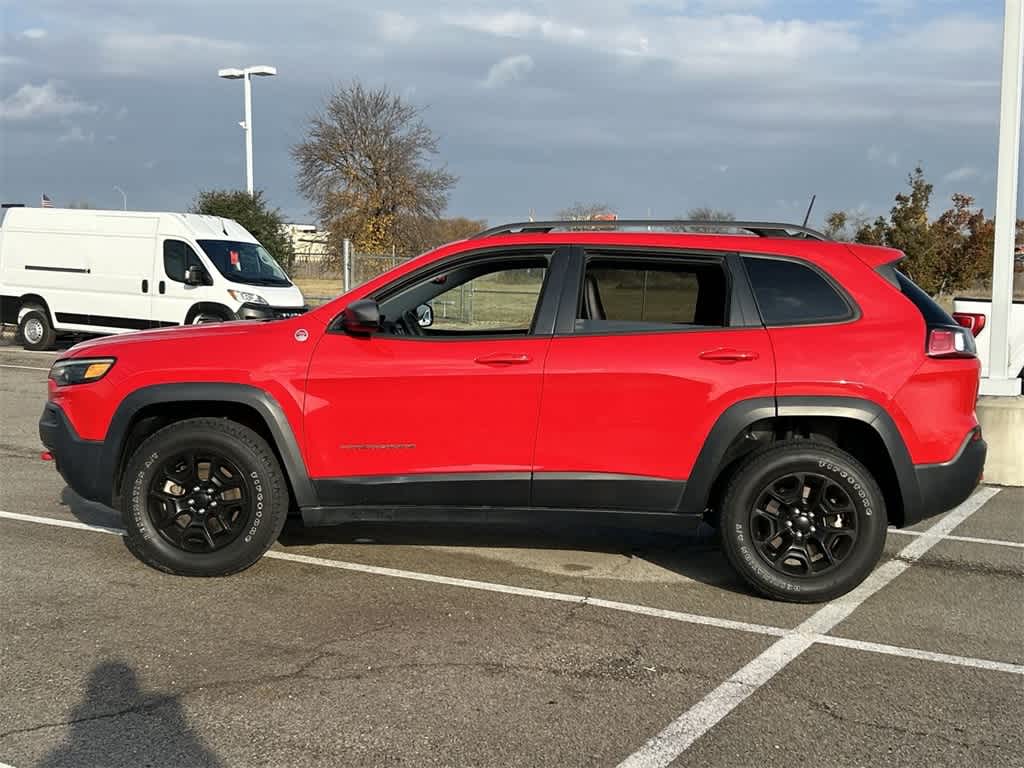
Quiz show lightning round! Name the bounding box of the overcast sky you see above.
[1,0,1021,228]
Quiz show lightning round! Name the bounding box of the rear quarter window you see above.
[743,256,854,326]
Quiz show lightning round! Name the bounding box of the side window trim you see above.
[558,247,733,337]
[162,238,204,284]
[331,246,569,340]
[741,253,860,327]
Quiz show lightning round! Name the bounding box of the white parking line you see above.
[0,364,50,372]
[889,528,1024,550]
[3,503,1021,669]
[614,486,1002,768]
[815,634,1024,676]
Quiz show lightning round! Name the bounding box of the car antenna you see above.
[802,194,816,228]
[219,217,229,236]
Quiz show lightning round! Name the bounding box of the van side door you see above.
[151,239,222,326]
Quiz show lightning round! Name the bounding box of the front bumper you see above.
[39,402,111,506]
[235,303,309,322]
[907,429,987,526]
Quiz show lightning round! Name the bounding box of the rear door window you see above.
[743,256,854,326]
[576,257,728,332]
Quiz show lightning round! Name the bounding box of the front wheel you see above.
[18,309,56,351]
[121,418,289,576]
[719,441,887,603]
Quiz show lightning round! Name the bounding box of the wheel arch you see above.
[105,384,316,510]
[684,396,920,527]
[17,293,53,324]
[184,302,235,324]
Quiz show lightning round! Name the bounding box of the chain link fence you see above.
[289,245,543,326]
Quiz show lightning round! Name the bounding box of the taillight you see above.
[927,325,976,358]
[952,312,986,337]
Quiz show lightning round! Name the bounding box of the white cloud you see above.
[943,166,980,183]
[483,54,535,88]
[377,12,417,43]
[21,28,48,40]
[98,32,245,75]
[448,12,585,44]
[0,81,96,122]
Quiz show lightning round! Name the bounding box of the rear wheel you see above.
[121,418,289,576]
[18,309,56,351]
[719,441,887,603]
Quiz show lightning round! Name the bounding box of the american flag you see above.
[40,194,54,208]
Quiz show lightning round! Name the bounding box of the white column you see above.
[343,238,352,293]
[981,0,1023,397]
[244,72,254,195]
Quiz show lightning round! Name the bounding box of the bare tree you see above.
[556,202,616,220]
[292,81,457,254]
[686,207,735,222]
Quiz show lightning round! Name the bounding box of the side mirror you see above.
[341,299,381,335]
[416,303,433,328]
[185,265,208,286]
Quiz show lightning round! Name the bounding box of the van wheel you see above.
[18,310,56,351]
[121,418,289,576]
[192,313,225,324]
[718,441,887,603]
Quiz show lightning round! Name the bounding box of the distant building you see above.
[285,223,330,264]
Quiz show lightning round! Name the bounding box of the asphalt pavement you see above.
[1,339,1021,768]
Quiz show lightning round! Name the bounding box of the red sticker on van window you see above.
[230,250,239,266]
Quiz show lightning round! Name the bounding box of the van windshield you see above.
[197,240,291,286]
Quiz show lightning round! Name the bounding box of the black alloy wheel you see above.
[749,471,858,577]
[147,452,252,552]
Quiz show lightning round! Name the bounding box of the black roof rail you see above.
[474,219,828,241]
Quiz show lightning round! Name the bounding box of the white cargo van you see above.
[0,208,306,350]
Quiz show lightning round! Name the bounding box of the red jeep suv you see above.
[39,220,986,602]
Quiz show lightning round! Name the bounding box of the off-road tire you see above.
[719,440,888,603]
[121,417,289,576]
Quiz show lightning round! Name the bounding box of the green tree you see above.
[850,166,996,295]
[191,189,295,273]
[556,202,616,220]
[292,81,457,255]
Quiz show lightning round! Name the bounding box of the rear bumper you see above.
[39,402,111,506]
[235,303,309,321]
[906,429,986,526]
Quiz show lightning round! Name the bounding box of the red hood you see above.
[65,320,268,357]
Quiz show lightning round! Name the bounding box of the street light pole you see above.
[243,72,254,195]
[113,185,127,210]
[982,0,1023,396]
[218,65,277,196]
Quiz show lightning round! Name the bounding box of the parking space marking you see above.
[889,528,1024,550]
[0,509,123,535]
[0,364,49,372]
[815,635,1024,676]
[614,486,1002,768]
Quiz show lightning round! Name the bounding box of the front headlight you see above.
[49,358,116,386]
[227,290,268,305]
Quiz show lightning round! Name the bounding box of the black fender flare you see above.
[104,383,317,508]
[184,302,235,324]
[679,396,920,521]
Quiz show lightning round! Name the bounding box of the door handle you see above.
[699,348,759,362]
[159,280,166,294]
[474,352,532,365]
[141,279,149,293]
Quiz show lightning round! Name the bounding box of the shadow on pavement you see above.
[38,660,222,768]
[59,485,752,596]
[278,518,752,596]
[60,487,121,529]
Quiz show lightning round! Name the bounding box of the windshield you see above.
[197,240,291,286]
